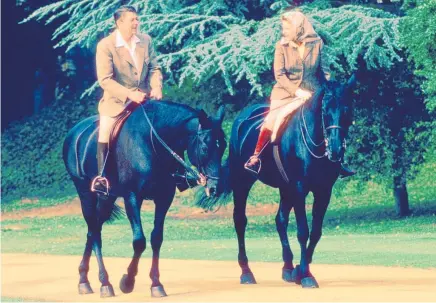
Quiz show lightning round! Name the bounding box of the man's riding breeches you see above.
[98,115,116,143]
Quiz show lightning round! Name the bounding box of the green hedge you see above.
[1,80,233,202]
[1,94,99,201]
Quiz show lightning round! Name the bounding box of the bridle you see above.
[300,101,346,162]
[190,124,220,183]
[140,104,218,186]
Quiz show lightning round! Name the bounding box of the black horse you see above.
[63,101,226,297]
[215,76,355,288]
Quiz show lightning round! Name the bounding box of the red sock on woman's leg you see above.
[254,128,272,155]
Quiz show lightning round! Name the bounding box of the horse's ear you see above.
[346,74,357,90]
[216,105,225,125]
[197,109,209,128]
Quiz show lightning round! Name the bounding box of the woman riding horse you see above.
[226,75,355,288]
[198,9,358,289]
[244,10,354,178]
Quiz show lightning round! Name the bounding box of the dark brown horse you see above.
[212,76,355,288]
[63,101,226,297]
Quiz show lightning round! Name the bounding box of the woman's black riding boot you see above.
[339,164,356,179]
[91,142,110,196]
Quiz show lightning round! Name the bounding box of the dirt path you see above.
[2,254,436,302]
[1,198,279,221]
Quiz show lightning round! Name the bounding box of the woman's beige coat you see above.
[270,38,330,101]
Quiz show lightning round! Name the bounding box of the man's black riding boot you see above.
[339,164,356,179]
[91,142,110,196]
[97,142,108,174]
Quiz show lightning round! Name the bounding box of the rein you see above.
[140,104,205,184]
[193,126,220,181]
[299,102,344,160]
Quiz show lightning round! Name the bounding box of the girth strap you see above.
[273,145,290,183]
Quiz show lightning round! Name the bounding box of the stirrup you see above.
[90,176,110,196]
[244,155,262,175]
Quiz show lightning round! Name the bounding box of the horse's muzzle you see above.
[205,186,217,197]
[326,136,346,163]
[327,146,344,162]
[205,177,219,197]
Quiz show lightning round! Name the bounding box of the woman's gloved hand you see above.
[295,88,312,101]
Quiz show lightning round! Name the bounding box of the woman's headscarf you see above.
[280,11,320,46]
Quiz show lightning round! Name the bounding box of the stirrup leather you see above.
[90,175,110,196]
[244,155,262,175]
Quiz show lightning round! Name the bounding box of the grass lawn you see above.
[2,137,435,269]
[2,203,435,268]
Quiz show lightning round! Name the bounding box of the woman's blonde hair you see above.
[279,10,319,43]
[281,10,305,24]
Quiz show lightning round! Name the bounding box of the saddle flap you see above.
[237,104,269,156]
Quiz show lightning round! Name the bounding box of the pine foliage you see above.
[400,0,436,112]
[23,0,402,96]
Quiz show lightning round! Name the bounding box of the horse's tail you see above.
[97,198,125,224]
[194,156,233,210]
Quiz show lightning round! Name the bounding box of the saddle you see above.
[108,102,140,148]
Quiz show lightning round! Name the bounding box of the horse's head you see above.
[187,106,226,197]
[322,75,356,162]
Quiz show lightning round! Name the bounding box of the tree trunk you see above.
[393,176,410,217]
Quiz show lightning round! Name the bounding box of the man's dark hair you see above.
[283,6,301,13]
[114,5,137,23]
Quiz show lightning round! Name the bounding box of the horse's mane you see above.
[144,100,198,115]
[133,100,199,128]
[149,100,197,114]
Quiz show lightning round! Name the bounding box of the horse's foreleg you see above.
[307,188,332,264]
[92,223,115,297]
[92,196,117,297]
[78,229,94,294]
[120,192,146,294]
[276,188,295,283]
[293,185,318,288]
[75,187,97,295]
[149,187,174,297]
[233,183,256,284]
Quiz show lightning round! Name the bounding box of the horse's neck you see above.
[302,95,323,140]
[132,103,197,150]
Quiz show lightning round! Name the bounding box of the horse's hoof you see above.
[291,265,302,285]
[100,284,115,298]
[119,274,135,294]
[282,268,296,283]
[301,277,319,288]
[78,282,93,294]
[151,285,167,297]
[240,272,257,284]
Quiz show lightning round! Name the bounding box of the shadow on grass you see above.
[241,200,436,236]
[324,200,436,224]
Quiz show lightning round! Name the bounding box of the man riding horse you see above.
[91,5,163,195]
